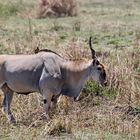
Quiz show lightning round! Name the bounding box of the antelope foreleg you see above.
[43,92,53,121]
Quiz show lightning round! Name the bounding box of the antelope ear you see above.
[34,47,40,54]
[89,37,96,59]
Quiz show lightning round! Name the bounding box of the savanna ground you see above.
[0,0,140,139]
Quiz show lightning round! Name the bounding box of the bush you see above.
[36,0,78,18]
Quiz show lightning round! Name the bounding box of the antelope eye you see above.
[93,60,100,65]
[97,67,102,71]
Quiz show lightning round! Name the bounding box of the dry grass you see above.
[58,38,110,61]
[107,44,140,108]
[0,36,139,139]
[45,116,72,136]
[36,0,78,18]
[58,38,91,60]
[0,33,139,139]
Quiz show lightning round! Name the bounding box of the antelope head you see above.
[89,37,107,86]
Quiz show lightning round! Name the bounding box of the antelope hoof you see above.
[42,113,50,122]
[8,114,16,125]
[74,96,80,102]
[45,114,50,122]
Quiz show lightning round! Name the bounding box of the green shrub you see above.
[84,81,101,94]
[83,81,118,100]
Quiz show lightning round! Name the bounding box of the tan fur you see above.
[62,59,92,72]
[60,59,93,86]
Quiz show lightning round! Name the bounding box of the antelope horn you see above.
[89,36,96,59]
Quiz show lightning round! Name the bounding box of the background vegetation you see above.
[0,0,140,139]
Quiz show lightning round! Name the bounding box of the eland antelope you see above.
[0,37,107,124]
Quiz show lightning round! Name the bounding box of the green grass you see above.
[0,1,25,18]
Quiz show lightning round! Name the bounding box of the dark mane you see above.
[34,47,62,57]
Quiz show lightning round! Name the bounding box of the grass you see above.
[0,0,140,139]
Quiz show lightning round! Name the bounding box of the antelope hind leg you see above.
[1,84,16,124]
